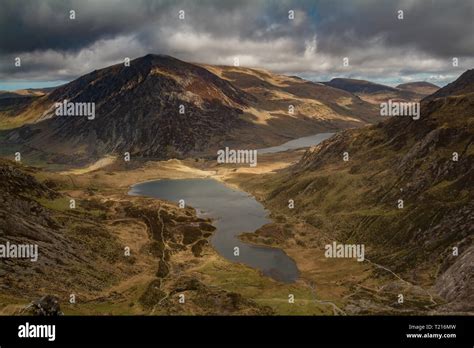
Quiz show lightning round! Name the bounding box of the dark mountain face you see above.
[3,54,382,163]
[323,78,398,94]
[5,55,251,160]
[266,70,474,311]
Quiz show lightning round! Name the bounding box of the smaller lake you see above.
[129,178,299,283]
[258,132,334,154]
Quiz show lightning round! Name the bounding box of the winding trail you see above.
[301,279,347,316]
[151,205,172,314]
[364,258,438,307]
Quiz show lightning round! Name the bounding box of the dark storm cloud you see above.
[314,0,474,57]
[0,0,472,86]
[0,0,163,54]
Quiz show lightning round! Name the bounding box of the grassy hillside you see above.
[239,70,473,313]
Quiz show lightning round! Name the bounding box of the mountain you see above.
[323,78,398,94]
[0,54,378,164]
[396,81,439,95]
[202,64,379,138]
[0,89,51,100]
[324,78,439,105]
[2,54,250,162]
[258,70,474,312]
[0,91,29,100]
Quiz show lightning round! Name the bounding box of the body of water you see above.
[129,178,299,283]
[258,132,334,154]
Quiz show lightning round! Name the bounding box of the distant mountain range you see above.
[0,88,55,99]
[1,54,380,163]
[265,69,473,312]
[323,78,439,104]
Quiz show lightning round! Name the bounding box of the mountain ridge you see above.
[323,77,440,105]
[1,54,380,164]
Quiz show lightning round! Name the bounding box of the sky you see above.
[0,0,473,90]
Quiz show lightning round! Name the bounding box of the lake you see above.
[129,178,299,283]
[258,132,334,154]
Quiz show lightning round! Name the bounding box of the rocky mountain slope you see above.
[2,55,250,162]
[0,159,122,298]
[256,70,473,313]
[324,78,439,105]
[1,54,379,164]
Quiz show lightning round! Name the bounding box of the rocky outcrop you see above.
[435,245,474,313]
[23,295,63,316]
[140,276,273,315]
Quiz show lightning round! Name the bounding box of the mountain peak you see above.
[138,53,179,62]
[130,54,190,69]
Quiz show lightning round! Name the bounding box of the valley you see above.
[0,140,451,316]
[0,55,472,317]
[1,2,473,346]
